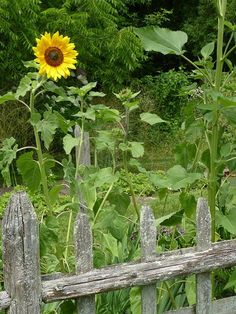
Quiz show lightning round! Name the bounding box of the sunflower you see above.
[33,32,78,80]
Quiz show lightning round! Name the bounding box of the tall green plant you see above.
[134,0,236,242]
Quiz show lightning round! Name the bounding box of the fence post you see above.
[74,211,95,314]
[2,192,41,313]
[196,197,212,314]
[74,125,91,167]
[140,205,157,314]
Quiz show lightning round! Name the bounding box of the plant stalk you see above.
[30,90,51,209]
[208,0,226,242]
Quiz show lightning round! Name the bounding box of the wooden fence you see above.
[1,192,236,313]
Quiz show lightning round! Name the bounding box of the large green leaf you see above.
[74,107,96,121]
[201,42,215,60]
[134,26,188,55]
[102,233,118,257]
[217,207,236,234]
[92,104,121,122]
[129,142,144,158]
[0,92,16,104]
[89,167,118,187]
[150,165,201,190]
[17,151,41,192]
[156,209,184,226]
[95,130,117,151]
[63,134,80,155]
[37,111,59,149]
[15,75,32,98]
[140,112,167,125]
[107,191,131,215]
[179,192,196,218]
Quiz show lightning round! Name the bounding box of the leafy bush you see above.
[115,170,156,196]
[128,70,190,150]
[133,70,190,121]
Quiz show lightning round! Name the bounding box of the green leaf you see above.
[219,96,236,108]
[17,151,41,192]
[107,192,131,215]
[89,91,106,97]
[54,111,72,133]
[134,26,188,55]
[222,107,236,124]
[96,130,117,151]
[63,134,80,155]
[30,112,41,126]
[224,21,236,31]
[37,111,59,149]
[68,82,97,97]
[217,208,236,234]
[201,42,215,59]
[74,107,96,121]
[49,185,63,205]
[185,275,196,305]
[102,233,118,257]
[55,95,76,103]
[179,192,196,218]
[129,142,144,158]
[224,268,236,291]
[101,209,129,241]
[62,157,76,184]
[15,75,32,98]
[92,104,121,122]
[22,60,39,69]
[150,165,201,190]
[140,112,167,125]
[0,137,18,186]
[89,167,118,187]
[60,300,76,314]
[0,92,16,104]
[79,183,97,210]
[130,287,141,314]
[44,81,66,97]
[156,209,184,226]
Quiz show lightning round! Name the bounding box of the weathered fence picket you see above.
[2,193,236,313]
[196,198,212,314]
[2,192,41,313]
[74,125,91,167]
[140,205,157,314]
[74,211,95,314]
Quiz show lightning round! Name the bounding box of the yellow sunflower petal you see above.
[33,32,78,81]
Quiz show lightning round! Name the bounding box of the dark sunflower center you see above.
[45,47,64,67]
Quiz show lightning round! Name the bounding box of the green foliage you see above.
[38,0,144,89]
[0,0,40,88]
[134,26,188,55]
[129,70,190,150]
[114,170,156,196]
[133,70,190,121]
[0,138,18,186]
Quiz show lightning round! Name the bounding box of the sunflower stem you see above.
[30,90,51,209]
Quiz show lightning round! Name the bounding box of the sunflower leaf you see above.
[35,111,59,149]
[134,26,188,55]
[0,92,16,104]
[15,75,32,98]
[63,134,80,155]
[140,112,167,125]
[17,151,41,192]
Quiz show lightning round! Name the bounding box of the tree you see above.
[0,0,40,90]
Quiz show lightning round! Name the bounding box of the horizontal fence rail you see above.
[41,239,236,302]
[1,192,236,313]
